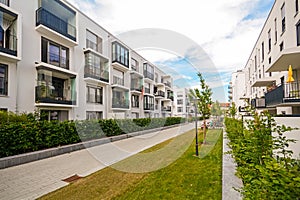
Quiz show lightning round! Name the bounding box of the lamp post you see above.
[194,99,199,156]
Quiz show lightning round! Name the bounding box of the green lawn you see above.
[39,129,223,200]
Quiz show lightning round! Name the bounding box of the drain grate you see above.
[62,174,82,183]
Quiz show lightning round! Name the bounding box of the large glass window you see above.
[131,58,138,71]
[143,63,154,80]
[112,88,129,109]
[131,94,139,108]
[144,95,154,110]
[86,30,102,53]
[0,64,8,95]
[42,37,69,69]
[0,8,17,56]
[86,86,103,104]
[112,41,129,67]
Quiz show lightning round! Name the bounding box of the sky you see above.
[68,0,275,102]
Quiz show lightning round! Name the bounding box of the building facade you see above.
[232,0,300,115]
[0,0,179,120]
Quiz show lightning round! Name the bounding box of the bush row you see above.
[225,114,300,199]
[0,113,185,158]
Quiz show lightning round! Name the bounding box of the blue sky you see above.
[68,0,275,102]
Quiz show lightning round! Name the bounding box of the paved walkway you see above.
[222,131,243,200]
[0,123,195,200]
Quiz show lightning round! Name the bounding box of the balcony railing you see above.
[251,98,266,108]
[35,85,76,105]
[36,7,76,41]
[112,99,129,109]
[155,90,165,97]
[113,76,124,86]
[144,103,154,111]
[265,81,300,106]
[144,88,151,94]
[162,106,172,112]
[131,85,142,92]
[144,71,154,80]
[84,67,109,83]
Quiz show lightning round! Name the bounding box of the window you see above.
[296,0,299,13]
[274,18,278,43]
[42,37,69,69]
[131,94,139,108]
[268,29,271,52]
[258,70,261,79]
[269,72,272,77]
[268,57,271,64]
[280,42,284,51]
[261,42,264,61]
[131,58,138,71]
[41,110,68,121]
[113,69,124,86]
[143,63,154,80]
[86,111,103,120]
[297,21,300,46]
[112,41,129,67]
[281,3,286,33]
[254,55,257,71]
[144,95,154,110]
[86,30,102,53]
[0,64,8,96]
[177,107,183,113]
[86,86,103,104]
[0,0,9,6]
[177,99,183,105]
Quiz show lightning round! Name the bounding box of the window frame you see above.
[0,64,8,96]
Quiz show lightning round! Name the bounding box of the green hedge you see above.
[0,112,185,158]
[225,113,300,199]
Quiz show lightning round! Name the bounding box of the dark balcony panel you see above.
[35,85,76,105]
[265,85,284,107]
[36,8,76,41]
[155,90,165,97]
[144,71,154,80]
[251,98,266,108]
[144,104,154,111]
[112,101,129,109]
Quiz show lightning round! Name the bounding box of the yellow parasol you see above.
[286,65,294,83]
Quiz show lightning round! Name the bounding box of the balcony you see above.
[36,0,77,46]
[112,42,129,71]
[162,106,172,112]
[35,85,76,106]
[144,88,151,94]
[265,81,300,107]
[130,75,143,93]
[112,88,129,110]
[144,71,154,80]
[84,51,109,84]
[112,100,129,109]
[251,98,266,108]
[155,90,165,98]
[144,103,154,111]
[113,76,124,86]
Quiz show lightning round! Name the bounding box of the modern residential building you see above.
[173,87,192,118]
[229,70,247,116]
[0,0,178,121]
[232,0,300,115]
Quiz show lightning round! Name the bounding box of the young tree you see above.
[190,72,212,143]
[229,102,237,118]
[211,101,222,119]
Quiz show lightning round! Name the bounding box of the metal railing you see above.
[113,76,124,86]
[155,90,165,97]
[112,98,129,109]
[84,67,109,83]
[36,7,76,41]
[35,85,76,105]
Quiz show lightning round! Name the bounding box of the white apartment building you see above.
[233,0,300,115]
[229,70,247,115]
[173,87,192,118]
[0,0,177,121]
